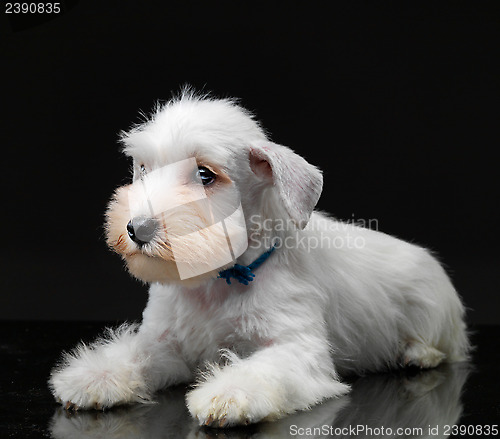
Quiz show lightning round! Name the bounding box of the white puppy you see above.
[49,92,469,427]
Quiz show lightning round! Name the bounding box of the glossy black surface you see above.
[1,322,498,438]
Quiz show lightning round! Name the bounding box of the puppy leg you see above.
[186,341,349,427]
[49,324,191,410]
[403,340,446,369]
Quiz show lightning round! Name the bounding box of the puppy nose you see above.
[127,216,159,246]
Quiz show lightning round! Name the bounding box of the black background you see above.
[1,1,498,324]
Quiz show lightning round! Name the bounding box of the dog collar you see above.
[218,245,276,285]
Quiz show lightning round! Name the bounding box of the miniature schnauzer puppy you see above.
[49,92,469,427]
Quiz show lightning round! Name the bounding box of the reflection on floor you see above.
[2,323,498,439]
[49,363,470,439]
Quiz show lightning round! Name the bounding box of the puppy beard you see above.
[105,185,247,286]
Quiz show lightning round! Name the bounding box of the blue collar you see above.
[218,245,276,285]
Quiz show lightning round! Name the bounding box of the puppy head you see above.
[106,93,264,285]
[105,92,322,285]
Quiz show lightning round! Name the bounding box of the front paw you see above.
[186,372,285,428]
[186,385,253,427]
[49,345,150,410]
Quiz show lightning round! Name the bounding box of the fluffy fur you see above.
[50,365,470,438]
[49,91,469,427]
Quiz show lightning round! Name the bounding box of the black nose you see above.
[127,216,159,246]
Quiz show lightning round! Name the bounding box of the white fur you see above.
[49,91,469,427]
[49,364,470,438]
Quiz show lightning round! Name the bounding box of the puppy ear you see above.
[249,141,323,229]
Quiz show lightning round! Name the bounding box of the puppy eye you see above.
[196,166,216,186]
[139,164,147,178]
